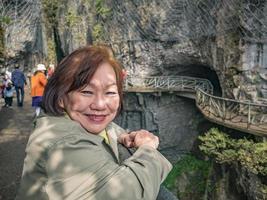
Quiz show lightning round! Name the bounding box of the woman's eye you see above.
[81,90,93,95]
[106,91,117,95]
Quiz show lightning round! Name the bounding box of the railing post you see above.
[223,100,226,121]
[209,96,211,116]
[248,103,251,128]
[202,91,204,106]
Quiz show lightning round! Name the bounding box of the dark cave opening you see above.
[176,64,222,97]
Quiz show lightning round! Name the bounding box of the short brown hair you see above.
[42,45,124,116]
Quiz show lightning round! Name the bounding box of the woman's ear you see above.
[58,98,64,108]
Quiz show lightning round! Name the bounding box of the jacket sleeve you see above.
[45,136,172,200]
[39,74,47,86]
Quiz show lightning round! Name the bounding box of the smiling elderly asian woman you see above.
[16,45,172,200]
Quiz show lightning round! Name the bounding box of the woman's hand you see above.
[118,129,159,149]
[118,132,136,148]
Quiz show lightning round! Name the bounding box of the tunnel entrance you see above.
[175,64,222,96]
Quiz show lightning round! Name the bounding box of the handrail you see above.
[123,75,267,136]
[196,88,267,136]
[124,76,214,94]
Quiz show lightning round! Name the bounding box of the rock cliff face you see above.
[2,0,266,199]
[1,0,46,71]
[84,0,266,145]
[115,93,202,150]
[4,0,267,101]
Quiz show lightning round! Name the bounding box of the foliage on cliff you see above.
[199,128,267,176]
[0,25,4,61]
[42,0,62,26]
[0,16,11,61]
[163,155,211,199]
[93,0,111,41]
[65,8,82,28]
[42,0,64,63]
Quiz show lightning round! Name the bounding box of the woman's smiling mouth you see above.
[86,114,107,122]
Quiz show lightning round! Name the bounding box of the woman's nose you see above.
[90,94,106,110]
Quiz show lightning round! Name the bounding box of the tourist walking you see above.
[3,81,14,107]
[0,74,7,99]
[11,64,27,107]
[30,64,47,117]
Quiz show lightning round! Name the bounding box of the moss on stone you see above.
[65,8,82,28]
[92,0,111,42]
[0,25,4,59]
[42,0,62,25]
[92,23,104,42]
[96,0,111,19]
[47,39,56,64]
[0,16,11,60]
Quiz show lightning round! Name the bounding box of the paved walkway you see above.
[0,88,33,200]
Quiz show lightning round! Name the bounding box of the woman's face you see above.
[62,62,120,134]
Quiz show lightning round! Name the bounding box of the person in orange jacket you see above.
[31,64,47,116]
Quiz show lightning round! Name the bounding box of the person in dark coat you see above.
[11,64,27,107]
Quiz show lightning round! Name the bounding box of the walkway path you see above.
[125,76,267,136]
[0,87,33,200]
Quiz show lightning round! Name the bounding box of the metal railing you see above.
[124,76,213,94]
[123,75,267,136]
[196,89,267,136]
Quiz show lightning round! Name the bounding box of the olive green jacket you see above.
[16,115,172,200]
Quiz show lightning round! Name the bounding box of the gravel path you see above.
[0,88,33,200]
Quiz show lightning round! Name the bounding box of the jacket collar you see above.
[106,123,120,160]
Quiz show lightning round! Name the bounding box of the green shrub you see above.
[199,128,267,175]
[92,24,103,41]
[96,0,111,19]
[163,155,211,195]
